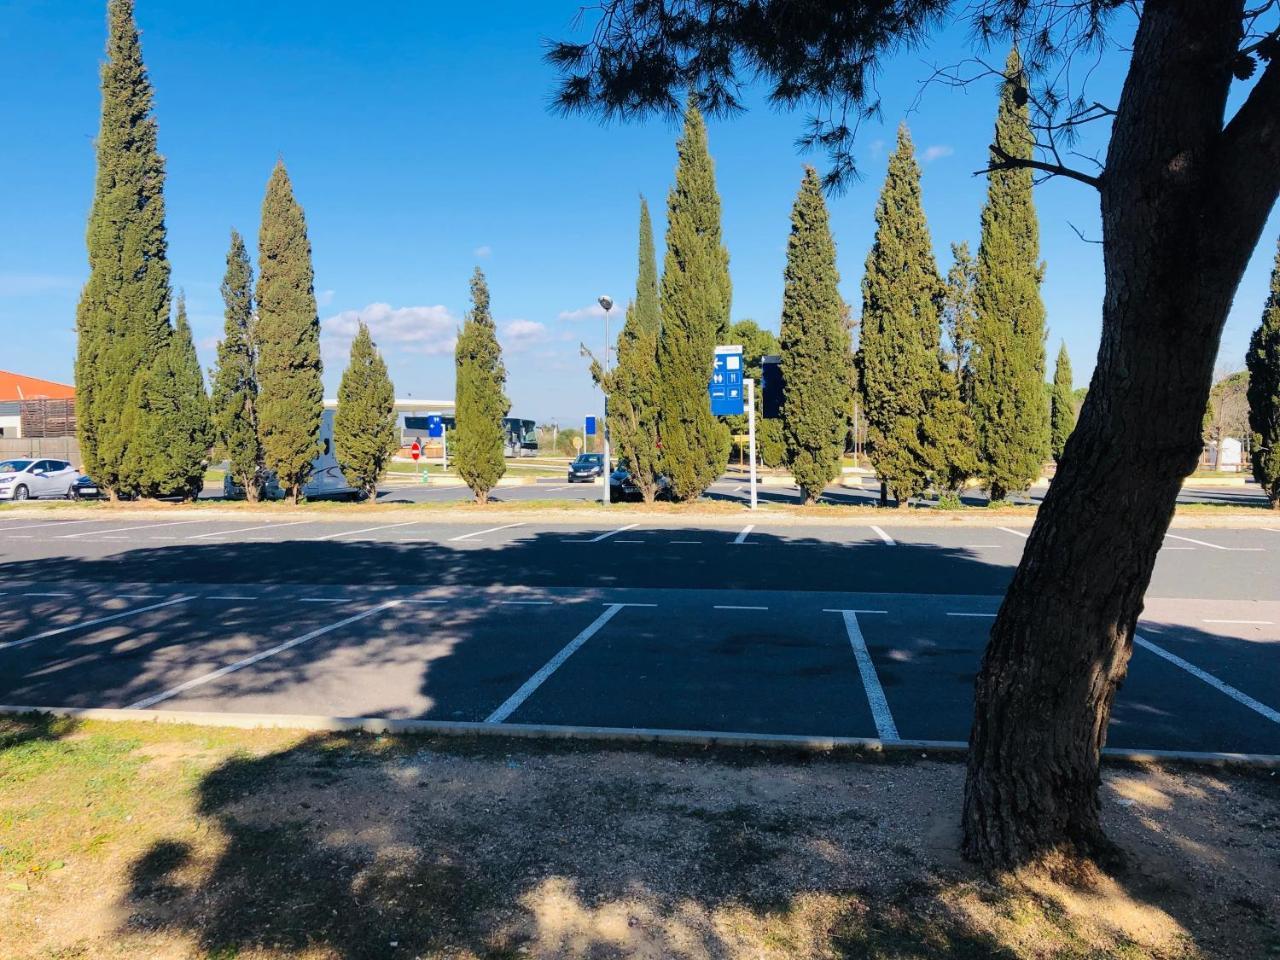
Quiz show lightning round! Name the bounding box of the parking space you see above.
[0,578,1276,755]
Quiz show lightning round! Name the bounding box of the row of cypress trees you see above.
[1247,239,1280,508]
[77,0,399,504]
[859,50,1063,506]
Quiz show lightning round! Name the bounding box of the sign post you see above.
[746,377,758,510]
[426,415,446,472]
[709,345,745,416]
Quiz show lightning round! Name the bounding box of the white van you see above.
[223,409,361,501]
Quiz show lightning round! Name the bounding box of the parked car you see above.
[609,459,672,501]
[223,409,361,501]
[0,458,83,501]
[69,474,102,500]
[566,452,606,483]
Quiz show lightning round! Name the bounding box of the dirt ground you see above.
[1,716,1277,959]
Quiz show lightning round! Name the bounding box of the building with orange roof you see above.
[0,371,76,439]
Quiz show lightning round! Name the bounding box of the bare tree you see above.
[547,0,1280,870]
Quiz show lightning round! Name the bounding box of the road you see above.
[1,512,1276,756]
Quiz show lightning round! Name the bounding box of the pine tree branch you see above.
[1206,55,1280,254]
[976,142,1102,189]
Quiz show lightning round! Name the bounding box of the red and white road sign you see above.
[410,441,421,461]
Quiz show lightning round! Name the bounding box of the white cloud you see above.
[474,245,492,259]
[558,303,606,321]
[922,144,955,163]
[501,318,549,351]
[317,289,336,307]
[321,302,458,362]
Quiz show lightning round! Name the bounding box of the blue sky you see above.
[1,1,1276,424]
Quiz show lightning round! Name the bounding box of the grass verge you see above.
[2,715,1276,959]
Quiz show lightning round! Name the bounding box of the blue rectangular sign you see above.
[709,345,745,416]
[426,415,444,438]
[585,415,597,436]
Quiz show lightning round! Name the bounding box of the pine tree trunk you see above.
[963,0,1280,869]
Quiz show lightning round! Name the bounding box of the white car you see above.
[0,458,83,501]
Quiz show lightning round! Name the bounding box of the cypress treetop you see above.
[334,322,399,501]
[1247,237,1280,508]
[779,167,847,504]
[255,159,323,503]
[212,228,265,501]
[453,268,510,503]
[657,98,733,500]
[75,0,172,498]
[971,47,1051,501]
[1050,341,1076,462]
[857,123,944,505]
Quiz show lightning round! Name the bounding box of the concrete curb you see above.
[3,705,1277,768]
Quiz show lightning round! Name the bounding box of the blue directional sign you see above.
[709,345,745,416]
[426,415,444,438]
[585,415,598,436]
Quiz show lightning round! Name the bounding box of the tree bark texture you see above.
[963,0,1280,868]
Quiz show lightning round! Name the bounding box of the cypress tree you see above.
[657,98,733,500]
[780,167,847,504]
[857,124,944,506]
[334,322,398,501]
[137,294,212,500]
[942,241,978,406]
[971,47,1051,502]
[592,197,664,502]
[1246,238,1280,508]
[1050,341,1076,462]
[255,160,323,503]
[453,268,509,503]
[75,0,172,499]
[212,229,265,501]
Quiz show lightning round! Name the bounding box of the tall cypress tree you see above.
[592,197,664,502]
[453,268,509,504]
[255,160,323,503]
[1050,341,1076,462]
[942,241,978,406]
[858,124,944,506]
[75,0,172,499]
[212,229,265,501]
[334,322,398,501]
[1247,238,1280,508]
[137,294,212,500]
[780,167,847,504]
[657,98,733,500]
[971,47,1051,502]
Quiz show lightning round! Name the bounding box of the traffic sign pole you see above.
[747,376,758,511]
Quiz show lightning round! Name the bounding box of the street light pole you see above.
[598,295,613,506]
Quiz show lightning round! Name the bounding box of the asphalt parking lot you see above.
[1,513,1276,756]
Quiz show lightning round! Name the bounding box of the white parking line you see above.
[947,612,997,617]
[298,597,348,603]
[1165,533,1263,551]
[448,522,525,542]
[714,605,768,610]
[208,595,257,601]
[835,610,899,741]
[1203,618,1274,625]
[822,608,889,614]
[187,520,309,540]
[670,540,702,544]
[870,525,896,546]
[732,524,755,545]
[1134,634,1280,725]
[404,599,448,605]
[500,600,553,605]
[998,526,1029,539]
[24,592,72,597]
[566,523,639,544]
[486,603,626,724]
[309,521,421,542]
[0,595,194,651]
[0,518,102,534]
[58,518,210,539]
[127,600,402,710]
